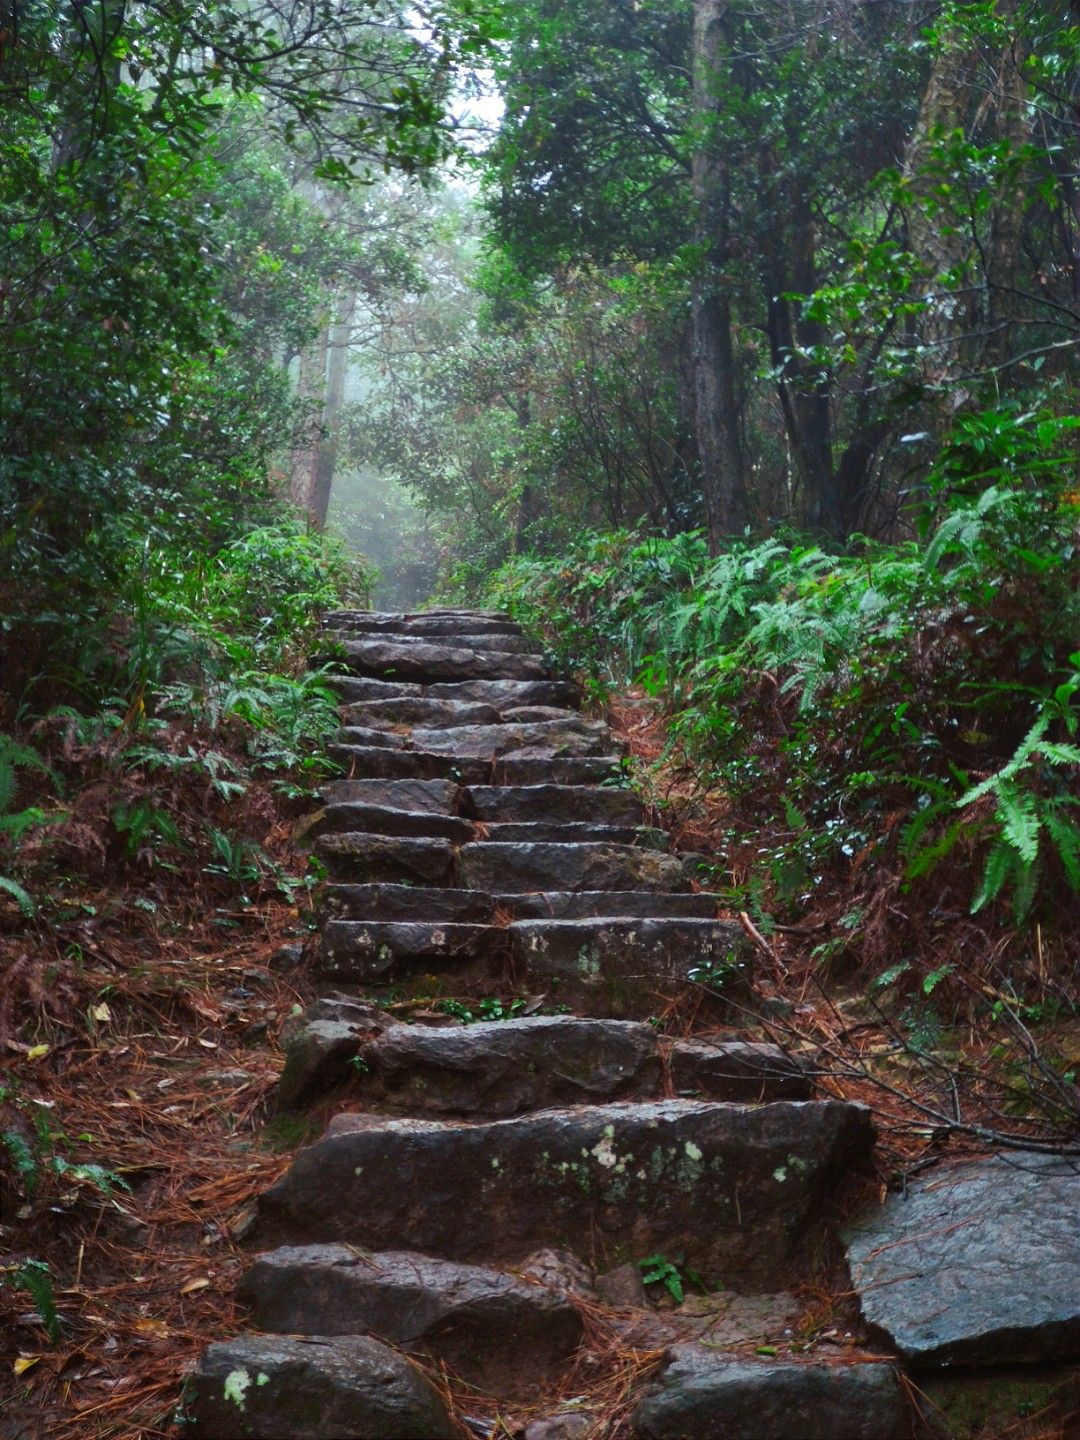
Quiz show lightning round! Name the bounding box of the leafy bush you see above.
[488,405,1080,927]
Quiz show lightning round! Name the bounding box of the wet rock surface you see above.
[185,1332,455,1438]
[257,1099,874,1287]
[510,916,751,1018]
[189,607,994,1434]
[239,1244,582,1395]
[632,1348,905,1440]
[358,1015,661,1115]
[845,1154,1080,1366]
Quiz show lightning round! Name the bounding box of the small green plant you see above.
[638,1252,704,1304]
[437,996,527,1023]
[1,1259,61,1341]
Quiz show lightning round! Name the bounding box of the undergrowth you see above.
[0,517,369,1431]
[488,404,1080,1146]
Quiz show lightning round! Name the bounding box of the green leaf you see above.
[0,875,36,917]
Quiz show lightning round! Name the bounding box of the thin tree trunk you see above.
[691,0,747,550]
[310,293,357,530]
[290,324,330,515]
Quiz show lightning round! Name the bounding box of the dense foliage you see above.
[489,405,1080,935]
[357,1,1080,573]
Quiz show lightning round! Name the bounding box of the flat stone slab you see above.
[184,1332,454,1439]
[318,885,725,924]
[510,917,751,1018]
[258,1099,873,1287]
[324,609,518,636]
[460,842,690,895]
[320,884,495,924]
[239,1244,581,1395]
[327,744,623,787]
[324,638,547,683]
[504,891,724,920]
[324,628,534,654]
[319,777,459,813]
[318,803,472,843]
[315,832,455,885]
[426,678,580,710]
[668,1039,812,1102]
[319,921,501,981]
[482,821,657,845]
[632,1348,904,1440]
[358,1016,660,1115]
[410,719,612,759]
[464,784,644,826]
[330,676,580,710]
[343,698,503,727]
[844,1154,1080,1366]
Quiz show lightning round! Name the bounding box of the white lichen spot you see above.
[590,1132,618,1169]
[773,1166,788,1183]
[354,1166,363,1175]
[684,1141,703,1162]
[491,1157,501,1169]
[223,1369,251,1410]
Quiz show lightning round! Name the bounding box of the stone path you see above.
[184,609,907,1437]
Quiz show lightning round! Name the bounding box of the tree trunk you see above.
[691,0,747,550]
[309,294,357,531]
[290,324,330,516]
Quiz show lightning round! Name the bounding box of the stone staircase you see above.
[184,609,907,1439]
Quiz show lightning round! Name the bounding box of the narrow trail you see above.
[180,609,907,1437]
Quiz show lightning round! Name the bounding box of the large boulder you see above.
[632,1348,905,1440]
[184,1333,454,1439]
[257,1099,874,1288]
[845,1153,1080,1366]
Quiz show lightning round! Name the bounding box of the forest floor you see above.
[1,692,1076,1440]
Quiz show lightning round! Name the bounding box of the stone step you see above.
[318,777,459,813]
[632,1348,905,1440]
[458,841,690,895]
[320,884,496,924]
[324,628,535,655]
[481,821,664,846]
[318,884,728,924]
[427,678,579,709]
[463,783,644,827]
[509,916,751,1018]
[335,719,612,761]
[328,675,581,711]
[318,803,472,843]
[316,833,456,885]
[323,609,521,636]
[327,744,624,786]
[319,920,502,981]
[257,1099,874,1289]
[506,890,725,920]
[410,718,612,758]
[353,1019,810,1116]
[278,1007,812,1113]
[322,638,548,683]
[184,1333,455,1439]
[357,1015,660,1115]
[342,697,504,728]
[238,1244,582,1398]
